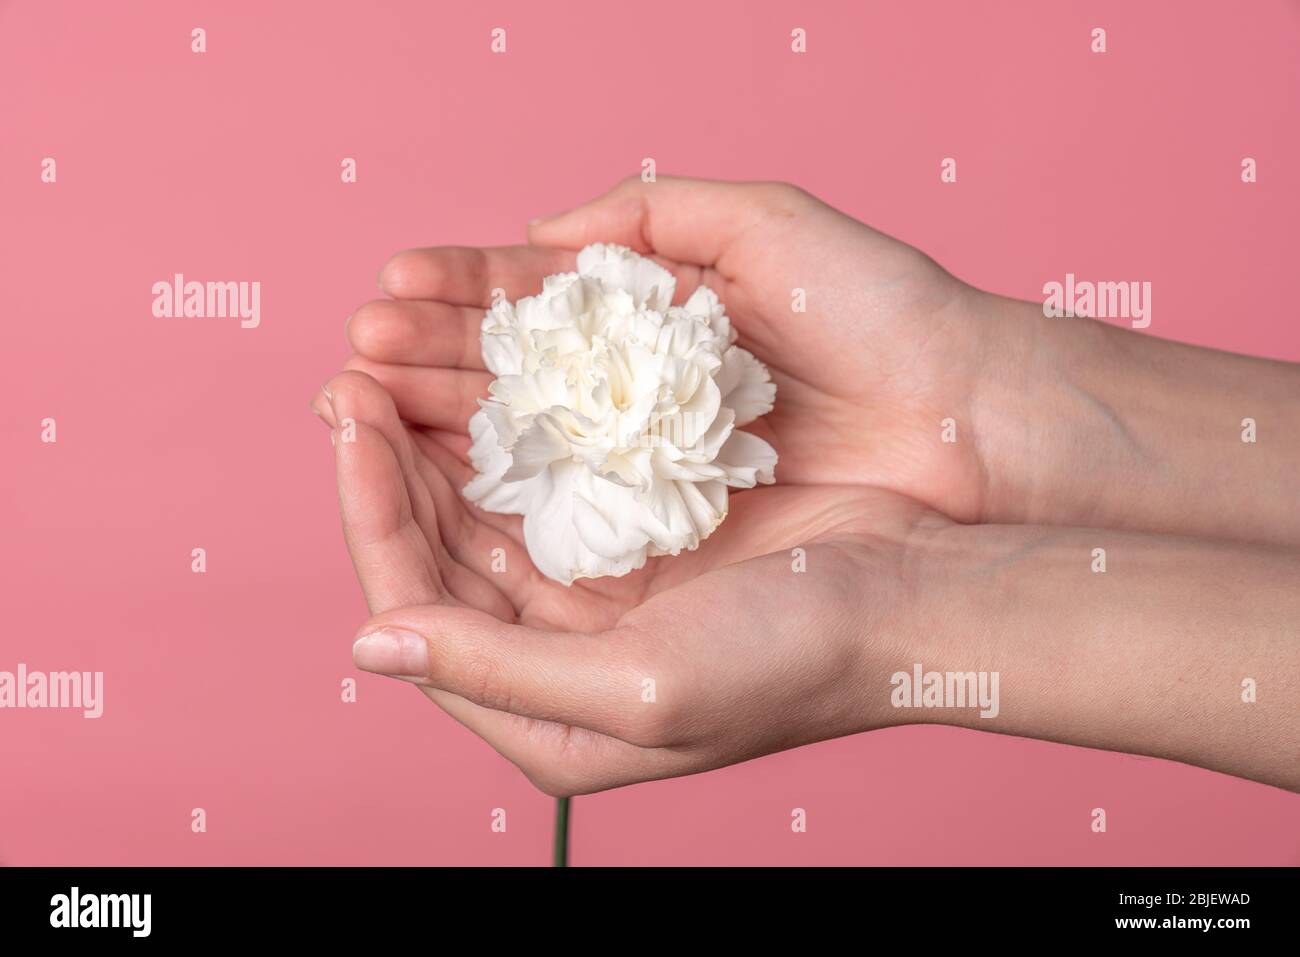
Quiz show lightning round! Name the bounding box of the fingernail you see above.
[321,381,333,401]
[329,429,336,446]
[310,400,327,422]
[353,629,428,676]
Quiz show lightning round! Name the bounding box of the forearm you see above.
[889,520,1300,791]
[972,291,1300,546]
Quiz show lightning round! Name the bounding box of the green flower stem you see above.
[553,797,571,867]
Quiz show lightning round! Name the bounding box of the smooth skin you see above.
[312,177,1300,795]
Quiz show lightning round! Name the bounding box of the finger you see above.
[333,418,448,613]
[327,370,418,475]
[333,429,581,788]
[317,384,531,602]
[378,245,576,305]
[415,428,471,467]
[310,390,334,426]
[407,428,543,608]
[347,299,486,370]
[342,356,489,433]
[351,606,647,740]
[411,424,533,547]
[329,379,608,790]
[404,428,634,630]
[327,371,514,620]
[410,428,475,487]
[329,371,442,554]
[527,175,790,270]
[330,379,538,767]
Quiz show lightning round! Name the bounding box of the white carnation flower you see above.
[464,243,778,585]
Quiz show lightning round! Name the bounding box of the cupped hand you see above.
[313,370,943,794]
[312,175,987,793]
[341,176,998,527]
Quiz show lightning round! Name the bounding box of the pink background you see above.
[3,0,1298,865]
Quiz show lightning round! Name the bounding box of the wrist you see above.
[892,519,1300,790]
[850,516,1000,734]
[968,289,1300,544]
[965,290,1142,526]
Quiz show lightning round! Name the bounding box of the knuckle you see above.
[516,724,590,796]
[462,247,490,293]
[620,705,678,748]
[608,630,689,747]
[627,682,697,748]
[455,643,513,713]
[512,713,653,796]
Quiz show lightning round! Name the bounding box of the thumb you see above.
[350,605,645,740]
[528,175,794,268]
